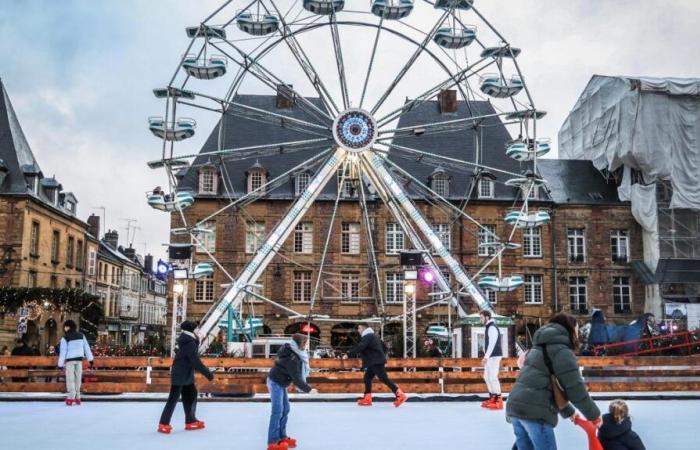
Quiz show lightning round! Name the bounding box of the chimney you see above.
[87,214,100,238]
[122,246,136,261]
[144,254,154,274]
[276,84,294,109]
[104,229,119,250]
[438,89,457,113]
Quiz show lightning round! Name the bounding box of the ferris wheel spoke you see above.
[376,143,524,179]
[329,10,350,110]
[369,5,456,115]
[210,40,333,124]
[357,173,386,315]
[377,110,513,140]
[268,0,341,116]
[359,16,384,110]
[375,56,494,128]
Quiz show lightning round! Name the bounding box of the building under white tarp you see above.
[559,75,700,321]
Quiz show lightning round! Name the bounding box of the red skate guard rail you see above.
[592,329,700,357]
[2,355,700,395]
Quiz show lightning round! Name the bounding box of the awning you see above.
[631,260,656,285]
[455,313,513,327]
[655,259,700,283]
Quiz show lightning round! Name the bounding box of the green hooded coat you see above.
[506,323,600,426]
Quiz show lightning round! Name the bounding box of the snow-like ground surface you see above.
[0,399,695,450]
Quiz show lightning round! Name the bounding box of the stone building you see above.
[167,90,643,352]
[0,79,92,351]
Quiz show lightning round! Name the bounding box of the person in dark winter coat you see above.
[267,333,318,450]
[157,321,214,434]
[506,313,601,450]
[347,322,406,408]
[598,400,646,450]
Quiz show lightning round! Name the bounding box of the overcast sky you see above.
[1,0,699,263]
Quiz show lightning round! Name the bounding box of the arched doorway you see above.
[382,322,403,358]
[44,318,58,353]
[331,322,360,352]
[284,322,321,348]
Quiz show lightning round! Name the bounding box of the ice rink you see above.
[0,398,695,449]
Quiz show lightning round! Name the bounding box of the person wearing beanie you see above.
[348,322,407,408]
[266,333,318,450]
[157,321,214,434]
[57,319,94,406]
[480,309,505,410]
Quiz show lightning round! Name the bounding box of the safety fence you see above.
[592,329,700,357]
[2,356,700,396]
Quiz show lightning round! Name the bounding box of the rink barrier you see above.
[2,356,700,395]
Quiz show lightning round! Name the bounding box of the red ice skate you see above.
[280,437,297,448]
[74,399,82,406]
[185,420,206,431]
[65,399,73,406]
[157,424,172,434]
[481,395,495,408]
[485,396,504,410]
[357,393,373,406]
[267,442,288,450]
[393,389,407,408]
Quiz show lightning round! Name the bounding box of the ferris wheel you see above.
[146,0,550,352]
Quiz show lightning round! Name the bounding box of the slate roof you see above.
[0,79,81,218]
[177,95,542,202]
[537,159,624,205]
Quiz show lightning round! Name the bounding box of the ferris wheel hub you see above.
[332,108,377,153]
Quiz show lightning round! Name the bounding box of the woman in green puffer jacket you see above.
[506,313,601,450]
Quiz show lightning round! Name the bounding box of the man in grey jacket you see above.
[57,320,94,406]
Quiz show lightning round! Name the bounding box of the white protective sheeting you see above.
[559,75,700,210]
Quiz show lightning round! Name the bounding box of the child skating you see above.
[348,322,406,407]
[157,321,214,434]
[598,400,646,450]
[267,333,318,450]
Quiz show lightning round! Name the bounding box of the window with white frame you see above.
[610,230,630,263]
[569,276,587,312]
[30,221,40,256]
[524,274,543,304]
[196,220,216,254]
[482,273,498,304]
[431,271,451,297]
[432,173,449,197]
[613,276,631,313]
[293,271,312,303]
[88,249,97,276]
[432,223,451,253]
[195,275,214,302]
[567,228,586,263]
[385,223,404,255]
[294,223,313,254]
[248,171,265,193]
[295,172,310,196]
[525,185,539,200]
[199,169,217,194]
[245,222,265,254]
[478,224,497,256]
[342,179,357,198]
[523,226,542,257]
[341,222,360,254]
[340,272,360,303]
[478,179,494,199]
[385,272,404,303]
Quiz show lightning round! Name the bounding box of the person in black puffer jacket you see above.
[348,322,406,408]
[157,321,214,434]
[598,400,646,450]
[267,334,317,450]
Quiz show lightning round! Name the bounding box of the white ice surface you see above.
[0,400,695,450]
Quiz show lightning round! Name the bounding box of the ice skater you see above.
[158,321,214,434]
[348,322,406,407]
[480,309,504,410]
[57,319,94,406]
[598,400,646,450]
[267,333,318,450]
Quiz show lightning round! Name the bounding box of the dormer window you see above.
[246,161,267,194]
[295,172,310,196]
[478,179,494,199]
[198,166,218,195]
[430,168,450,197]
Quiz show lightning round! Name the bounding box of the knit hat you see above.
[180,321,198,333]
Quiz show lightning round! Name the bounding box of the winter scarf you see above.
[289,339,311,382]
[361,327,375,337]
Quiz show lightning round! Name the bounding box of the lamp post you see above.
[170,281,185,356]
[403,270,418,359]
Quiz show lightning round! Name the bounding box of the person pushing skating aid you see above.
[348,322,407,407]
[157,321,214,434]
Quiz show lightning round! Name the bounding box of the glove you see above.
[592,416,602,428]
[207,370,215,381]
